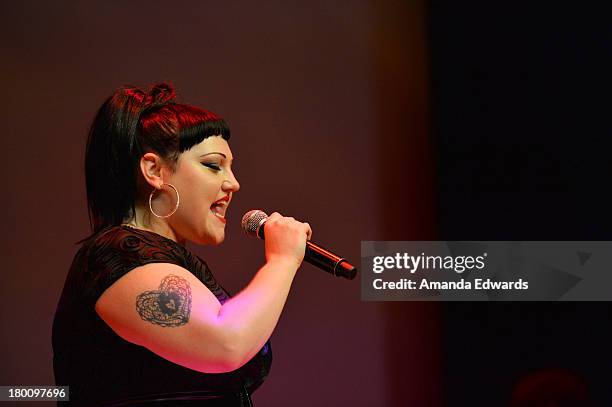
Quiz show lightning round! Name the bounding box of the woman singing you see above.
[52,83,311,405]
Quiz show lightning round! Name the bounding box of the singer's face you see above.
[165,136,240,245]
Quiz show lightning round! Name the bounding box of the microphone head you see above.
[241,210,268,239]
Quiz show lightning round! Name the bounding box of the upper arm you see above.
[95,262,242,373]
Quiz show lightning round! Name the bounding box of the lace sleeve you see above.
[86,226,188,302]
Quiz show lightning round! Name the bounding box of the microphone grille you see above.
[241,210,268,238]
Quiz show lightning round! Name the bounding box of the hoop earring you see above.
[149,183,180,218]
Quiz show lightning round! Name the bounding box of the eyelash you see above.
[202,163,221,171]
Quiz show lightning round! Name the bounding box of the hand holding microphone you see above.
[242,210,357,280]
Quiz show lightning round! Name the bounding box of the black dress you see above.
[52,225,272,406]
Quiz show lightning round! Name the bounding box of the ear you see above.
[139,152,170,189]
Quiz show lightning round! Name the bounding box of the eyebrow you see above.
[199,152,233,162]
[200,152,227,158]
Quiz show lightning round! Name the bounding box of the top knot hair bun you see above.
[144,83,176,110]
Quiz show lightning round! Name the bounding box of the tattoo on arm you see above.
[136,275,192,327]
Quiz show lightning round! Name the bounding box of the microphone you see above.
[241,210,357,280]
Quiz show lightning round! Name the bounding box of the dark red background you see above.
[1,1,438,406]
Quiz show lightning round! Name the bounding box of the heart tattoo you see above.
[136,275,192,327]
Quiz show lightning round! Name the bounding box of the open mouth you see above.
[210,196,229,223]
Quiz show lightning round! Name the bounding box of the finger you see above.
[277,216,295,226]
[268,212,282,221]
[303,222,312,241]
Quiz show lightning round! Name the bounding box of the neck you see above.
[123,203,186,245]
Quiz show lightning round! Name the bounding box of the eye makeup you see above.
[202,162,221,171]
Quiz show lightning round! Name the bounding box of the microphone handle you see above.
[305,241,357,280]
[254,217,357,279]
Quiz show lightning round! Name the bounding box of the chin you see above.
[210,234,225,245]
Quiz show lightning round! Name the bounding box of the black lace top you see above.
[52,225,272,406]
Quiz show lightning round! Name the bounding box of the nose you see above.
[222,171,240,193]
